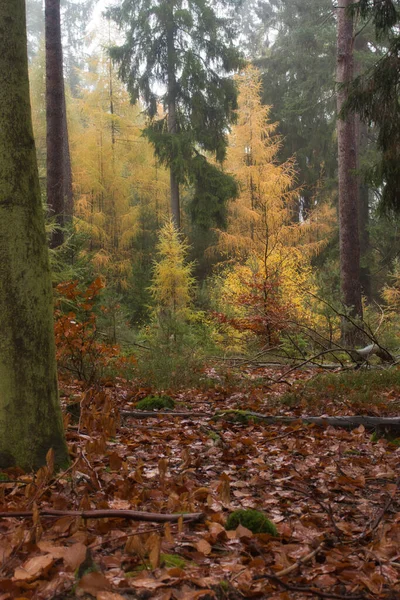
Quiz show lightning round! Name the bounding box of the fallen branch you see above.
[0,508,205,523]
[121,410,209,418]
[217,412,400,433]
[121,409,400,434]
[260,572,365,600]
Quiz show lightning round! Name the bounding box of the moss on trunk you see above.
[0,1,68,470]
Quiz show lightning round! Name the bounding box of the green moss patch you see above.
[161,553,187,568]
[136,395,175,411]
[225,509,278,535]
[213,409,260,425]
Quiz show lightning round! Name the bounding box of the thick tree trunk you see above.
[46,0,65,247]
[167,20,180,229]
[0,1,68,470]
[336,0,363,342]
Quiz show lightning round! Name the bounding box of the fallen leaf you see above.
[97,593,126,600]
[13,555,54,582]
[63,542,87,571]
[77,572,111,596]
[196,539,212,555]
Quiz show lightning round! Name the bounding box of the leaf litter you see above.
[0,366,400,599]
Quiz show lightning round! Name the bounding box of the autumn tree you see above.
[0,0,68,470]
[107,0,243,229]
[214,67,333,348]
[70,55,169,301]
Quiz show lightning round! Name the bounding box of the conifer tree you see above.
[107,0,243,229]
[0,0,68,470]
[343,0,400,213]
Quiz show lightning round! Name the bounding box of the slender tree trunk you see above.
[46,0,65,247]
[0,1,68,470]
[336,0,363,341]
[356,117,371,301]
[62,86,74,221]
[166,17,180,229]
[354,33,371,302]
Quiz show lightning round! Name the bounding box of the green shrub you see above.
[136,395,175,411]
[225,509,278,535]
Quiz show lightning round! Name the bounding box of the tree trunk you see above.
[357,117,371,300]
[336,0,363,342]
[354,34,371,302]
[62,85,74,221]
[46,0,65,247]
[0,1,68,470]
[166,17,180,229]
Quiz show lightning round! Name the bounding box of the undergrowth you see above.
[281,367,400,408]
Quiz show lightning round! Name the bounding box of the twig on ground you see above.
[358,475,400,540]
[275,540,327,576]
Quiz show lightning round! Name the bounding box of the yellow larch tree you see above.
[213,66,334,348]
[70,53,170,291]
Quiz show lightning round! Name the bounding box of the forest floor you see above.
[1,364,400,600]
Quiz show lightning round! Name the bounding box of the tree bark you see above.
[62,85,74,221]
[356,117,371,300]
[46,0,65,247]
[166,12,180,229]
[336,0,363,342]
[0,1,68,470]
[354,34,371,302]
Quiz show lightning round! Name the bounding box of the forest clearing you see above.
[1,0,400,598]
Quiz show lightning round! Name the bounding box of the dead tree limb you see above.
[0,509,204,522]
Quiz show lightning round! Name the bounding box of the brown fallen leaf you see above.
[13,554,54,582]
[196,539,212,555]
[96,593,126,600]
[148,533,161,569]
[63,542,88,571]
[37,541,67,560]
[77,572,111,596]
[235,524,253,539]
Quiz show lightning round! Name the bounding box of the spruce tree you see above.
[343,0,400,213]
[254,0,337,217]
[107,0,243,229]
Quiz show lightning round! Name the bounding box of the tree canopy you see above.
[107,0,244,228]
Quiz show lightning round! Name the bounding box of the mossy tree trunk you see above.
[0,1,68,470]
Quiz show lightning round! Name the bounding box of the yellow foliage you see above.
[68,53,170,290]
[212,66,334,346]
[150,220,195,318]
